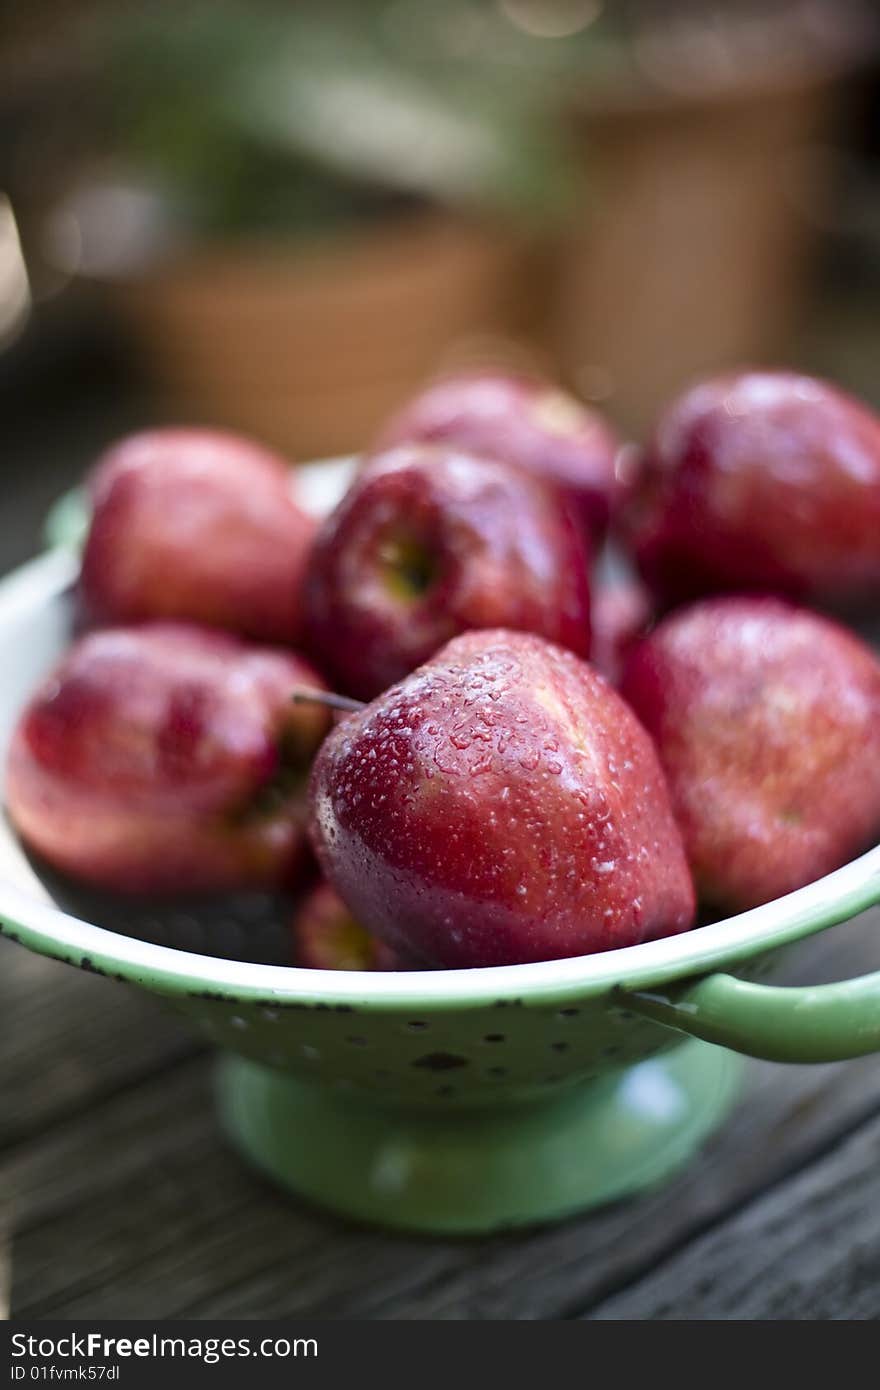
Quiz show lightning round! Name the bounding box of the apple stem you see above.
[291,687,366,714]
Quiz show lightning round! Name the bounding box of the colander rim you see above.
[1,550,879,1010]
[1,843,878,1008]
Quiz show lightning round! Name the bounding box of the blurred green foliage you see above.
[99,1,591,240]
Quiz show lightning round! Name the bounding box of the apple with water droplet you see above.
[303,444,592,700]
[620,596,880,913]
[308,629,694,968]
[6,623,330,894]
[81,428,316,643]
[625,370,880,609]
[375,370,630,539]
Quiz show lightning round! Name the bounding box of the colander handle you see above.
[620,967,880,1063]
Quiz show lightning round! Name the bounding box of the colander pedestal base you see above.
[217,1040,741,1234]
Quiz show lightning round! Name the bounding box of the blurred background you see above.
[2,0,880,570]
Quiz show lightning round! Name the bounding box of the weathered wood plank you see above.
[5,1060,456,1321]
[5,1013,877,1310]
[10,1044,880,1320]
[5,910,879,1319]
[0,939,201,1149]
[587,1109,880,1320]
[0,1223,9,1321]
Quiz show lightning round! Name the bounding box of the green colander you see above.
[0,464,878,1235]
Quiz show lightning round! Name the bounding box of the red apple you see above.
[81,428,316,643]
[303,444,592,700]
[290,880,400,970]
[375,371,629,538]
[620,596,880,913]
[6,623,330,894]
[625,370,880,609]
[590,573,653,686]
[308,629,695,968]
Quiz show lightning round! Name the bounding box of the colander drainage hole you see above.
[483,1033,505,1043]
[557,1007,580,1019]
[405,1021,428,1032]
[550,1041,570,1053]
[413,1052,468,1071]
[301,1044,321,1061]
[345,1035,368,1047]
[230,1016,249,1031]
[487,1066,507,1078]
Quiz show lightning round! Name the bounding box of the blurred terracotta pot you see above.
[105,214,542,459]
[552,69,843,434]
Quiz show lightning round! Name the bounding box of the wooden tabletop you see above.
[3,907,879,1321]
[2,378,880,1322]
